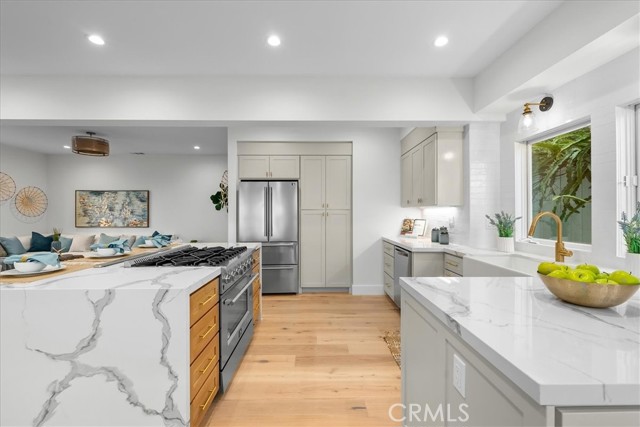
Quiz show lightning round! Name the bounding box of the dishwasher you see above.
[393,247,411,308]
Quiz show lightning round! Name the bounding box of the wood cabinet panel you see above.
[190,336,219,402]
[190,365,219,427]
[189,278,219,327]
[190,305,218,363]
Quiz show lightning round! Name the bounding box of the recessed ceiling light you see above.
[63,145,71,149]
[434,36,449,47]
[194,146,200,150]
[88,34,105,46]
[267,35,281,47]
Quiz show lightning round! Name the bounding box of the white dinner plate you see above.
[84,252,128,258]
[0,265,66,277]
[137,244,159,248]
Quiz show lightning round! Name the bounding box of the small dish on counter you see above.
[13,262,46,273]
[97,248,117,256]
[85,252,127,259]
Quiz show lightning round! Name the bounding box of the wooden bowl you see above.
[538,273,640,308]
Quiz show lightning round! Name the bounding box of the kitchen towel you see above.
[90,238,130,254]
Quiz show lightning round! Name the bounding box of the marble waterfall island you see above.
[0,265,220,427]
[400,276,640,427]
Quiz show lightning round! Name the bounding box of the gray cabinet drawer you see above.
[383,273,393,298]
[444,269,462,278]
[444,254,463,276]
[383,241,395,256]
[384,253,394,277]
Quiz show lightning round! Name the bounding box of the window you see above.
[527,125,592,244]
[616,104,639,256]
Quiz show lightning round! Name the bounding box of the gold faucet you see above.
[527,211,573,262]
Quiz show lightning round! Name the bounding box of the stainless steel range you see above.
[126,245,256,392]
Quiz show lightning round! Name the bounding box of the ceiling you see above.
[10,0,631,156]
[0,126,229,155]
[0,0,562,77]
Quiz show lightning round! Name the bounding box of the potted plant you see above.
[485,211,521,253]
[618,202,640,275]
[210,170,228,212]
[51,227,62,253]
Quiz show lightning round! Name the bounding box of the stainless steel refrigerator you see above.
[237,181,299,294]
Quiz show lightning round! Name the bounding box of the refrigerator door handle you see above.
[269,186,273,237]
[262,266,296,270]
[263,242,297,247]
[264,187,268,237]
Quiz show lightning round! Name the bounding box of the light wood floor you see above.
[205,293,401,427]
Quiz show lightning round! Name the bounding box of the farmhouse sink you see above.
[463,253,547,277]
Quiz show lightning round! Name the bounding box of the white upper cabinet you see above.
[301,155,351,210]
[325,156,351,210]
[238,155,300,179]
[269,156,300,179]
[300,156,325,209]
[400,127,463,207]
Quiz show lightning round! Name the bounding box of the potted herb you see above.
[619,202,640,275]
[485,211,521,253]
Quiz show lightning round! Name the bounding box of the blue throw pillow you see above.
[98,233,119,245]
[60,236,73,253]
[0,236,27,256]
[29,232,53,252]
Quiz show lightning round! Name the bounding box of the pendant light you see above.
[72,132,110,156]
[517,96,553,135]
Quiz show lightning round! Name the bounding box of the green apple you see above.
[548,269,569,279]
[608,270,640,285]
[595,279,618,285]
[576,264,600,275]
[568,269,597,283]
[595,272,609,280]
[538,262,567,275]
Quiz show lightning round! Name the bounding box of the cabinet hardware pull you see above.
[199,358,215,374]
[200,389,216,409]
[199,325,215,339]
[446,261,458,267]
[200,295,215,306]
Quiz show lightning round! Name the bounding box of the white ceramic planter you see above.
[497,236,515,253]
[625,252,640,276]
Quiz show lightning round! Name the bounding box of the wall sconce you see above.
[518,96,553,135]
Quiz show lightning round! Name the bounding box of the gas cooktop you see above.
[128,245,248,267]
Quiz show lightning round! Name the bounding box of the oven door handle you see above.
[223,277,255,305]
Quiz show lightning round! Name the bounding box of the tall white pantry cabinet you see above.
[300,156,352,288]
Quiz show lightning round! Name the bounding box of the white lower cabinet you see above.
[301,210,351,288]
[300,210,326,287]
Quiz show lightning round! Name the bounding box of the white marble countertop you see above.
[383,236,502,256]
[400,276,640,407]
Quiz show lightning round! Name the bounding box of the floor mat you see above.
[383,330,401,369]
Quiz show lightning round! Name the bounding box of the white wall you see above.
[1,143,230,243]
[500,48,640,269]
[0,144,49,236]
[227,127,420,294]
[43,154,228,242]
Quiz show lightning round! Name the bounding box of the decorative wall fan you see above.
[11,186,48,223]
[0,172,16,205]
